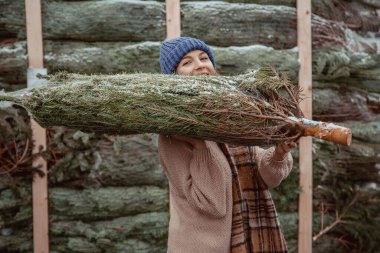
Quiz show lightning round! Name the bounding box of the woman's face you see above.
[175,50,216,76]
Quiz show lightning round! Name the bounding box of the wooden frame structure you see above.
[23,0,313,251]
[25,1,49,252]
[297,1,313,252]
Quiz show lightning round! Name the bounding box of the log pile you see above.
[0,105,169,252]
[0,0,379,252]
[1,0,377,49]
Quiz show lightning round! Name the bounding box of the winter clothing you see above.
[158,136,292,253]
[158,36,292,253]
[219,143,289,253]
[159,37,216,74]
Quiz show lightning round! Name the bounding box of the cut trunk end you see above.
[288,117,352,146]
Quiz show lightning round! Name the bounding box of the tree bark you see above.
[311,0,380,33]
[0,0,166,41]
[181,2,376,49]
[47,130,167,188]
[49,0,380,10]
[312,87,380,122]
[0,40,162,86]
[51,186,168,220]
[0,186,168,223]
[1,136,379,252]
[0,103,167,186]
[1,40,380,91]
[0,0,374,50]
[0,212,168,253]
[1,103,378,188]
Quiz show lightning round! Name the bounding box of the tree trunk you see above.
[0,212,168,253]
[1,40,380,90]
[312,87,380,122]
[47,129,167,188]
[1,137,379,252]
[0,0,166,41]
[312,0,380,33]
[0,0,374,50]
[0,103,167,186]
[0,186,168,223]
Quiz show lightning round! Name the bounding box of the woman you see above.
[158,37,296,253]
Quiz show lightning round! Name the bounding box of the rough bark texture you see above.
[1,40,380,90]
[1,104,380,252]
[0,0,375,51]
[0,185,168,222]
[1,136,379,252]
[312,87,380,122]
[0,103,170,252]
[181,2,376,50]
[0,40,162,87]
[0,0,167,41]
[1,212,169,253]
[273,138,380,252]
[47,129,167,188]
[185,0,380,50]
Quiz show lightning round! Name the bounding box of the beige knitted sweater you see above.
[158,135,293,253]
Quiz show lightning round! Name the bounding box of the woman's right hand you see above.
[273,142,297,161]
[172,135,206,150]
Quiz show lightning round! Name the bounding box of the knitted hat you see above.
[159,37,216,74]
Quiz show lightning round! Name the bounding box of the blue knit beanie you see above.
[159,37,216,74]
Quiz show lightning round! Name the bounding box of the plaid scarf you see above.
[219,144,288,253]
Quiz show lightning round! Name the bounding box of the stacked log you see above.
[1,0,379,44]
[0,0,379,252]
[0,104,169,252]
[1,1,378,89]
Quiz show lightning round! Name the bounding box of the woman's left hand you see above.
[273,142,297,161]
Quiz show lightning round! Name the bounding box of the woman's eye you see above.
[200,57,208,61]
[182,61,190,66]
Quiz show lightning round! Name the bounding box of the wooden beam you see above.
[297,0,313,252]
[165,0,181,220]
[165,0,181,39]
[25,1,49,253]
[25,0,44,68]
[30,119,49,253]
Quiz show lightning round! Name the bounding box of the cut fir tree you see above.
[0,67,351,146]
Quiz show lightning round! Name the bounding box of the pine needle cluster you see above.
[0,67,303,145]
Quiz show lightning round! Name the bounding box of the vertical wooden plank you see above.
[165,0,181,39]
[165,0,181,216]
[25,0,44,68]
[30,120,48,253]
[297,0,313,253]
[25,1,49,253]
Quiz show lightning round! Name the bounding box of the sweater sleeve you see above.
[158,135,231,218]
[254,146,293,189]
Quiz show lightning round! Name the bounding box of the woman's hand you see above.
[273,142,297,161]
[172,135,206,150]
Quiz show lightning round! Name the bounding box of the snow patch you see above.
[0,42,25,54]
[225,44,274,51]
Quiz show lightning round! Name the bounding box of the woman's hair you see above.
[159,37,216,74]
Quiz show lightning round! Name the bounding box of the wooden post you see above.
[297,0,313,252]
[165,0,181,218]
[165,0,181,39]
[25,1,49,253]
